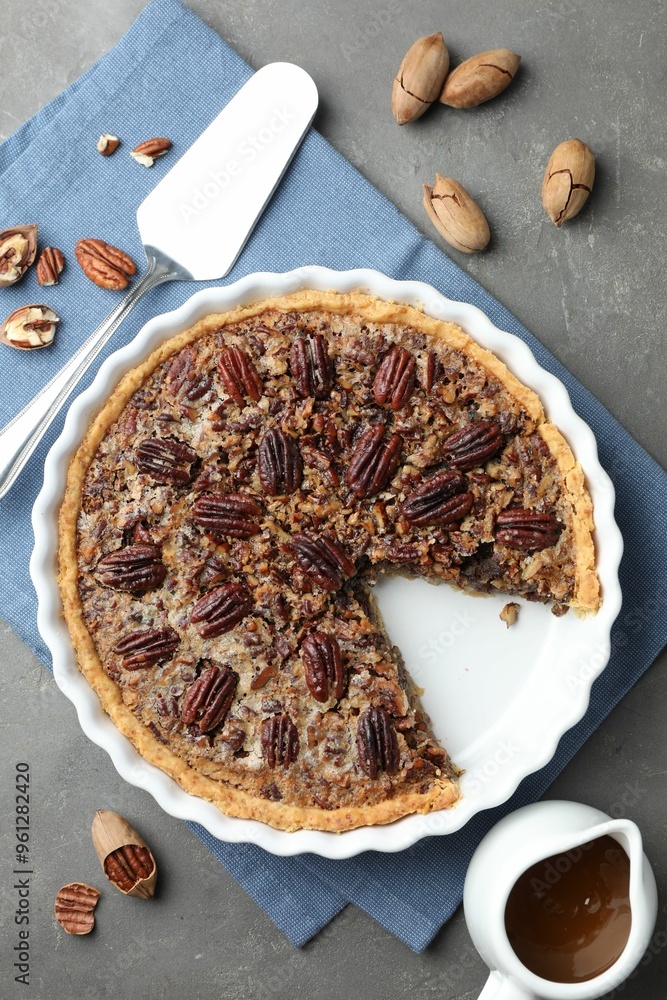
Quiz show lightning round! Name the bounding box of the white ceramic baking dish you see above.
[31,266,623,859]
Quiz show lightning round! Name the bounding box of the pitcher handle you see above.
[478,971,536,1000]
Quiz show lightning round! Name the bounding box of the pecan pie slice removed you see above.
[58,290,599,833]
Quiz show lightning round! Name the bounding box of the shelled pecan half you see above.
[130,137,172,167]
[190,582,253,638]
[95,544,166,593]
[36,246,65,286]
[181,665,238,732]
[289,332,335,399]
[443,419,503,470]
[301,632,346,702]
[54,883,100,934]
[373,345,416,410]
[292,532,355,592]
[400,470,473,527]
[135,437,198,486]
[258,427,303,495]
[193,492,262,538]
[114,626,179,670]
[346,424,402,499]
[495,509,562,551]
[218,346,262,405]
[261,714,299,768]
[75,238,136,290]
[357,706,400,778]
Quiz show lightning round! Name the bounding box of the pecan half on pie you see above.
[58,291,599,832]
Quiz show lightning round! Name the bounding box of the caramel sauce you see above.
[505,835,632,983]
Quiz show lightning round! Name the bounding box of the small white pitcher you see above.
[463,800,658,1000]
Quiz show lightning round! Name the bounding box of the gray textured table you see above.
[1,2,666,998]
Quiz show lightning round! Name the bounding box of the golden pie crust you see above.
[58,291,599,832]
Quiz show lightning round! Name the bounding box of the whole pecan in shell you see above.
[400,469,473,526]
[289,332,335,399]
[36,246,65,286]
[346,424,403,499]
[181,665,237,732]
[258,427,303,495]
[261,713,300,768]
[218,346,262,405]
[357,706,400,778]
[96,544,166,593]
[373,345,417,410]
[292,532,355,592]
[75,238,136,290]
[114,626,179,670]
[443,419,503,471]
[193,492,262,538]
[135,437,197,485]
[495,508,563,551]
[301,632,346,702]
[190,582,253,637]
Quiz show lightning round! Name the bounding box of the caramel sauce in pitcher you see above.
[504,835,632,983]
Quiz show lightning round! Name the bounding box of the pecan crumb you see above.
[499,602,520,628]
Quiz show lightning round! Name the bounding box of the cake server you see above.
[0,62,318,499]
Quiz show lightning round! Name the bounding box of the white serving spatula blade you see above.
[138,62,318,279]
[0,63,318,498]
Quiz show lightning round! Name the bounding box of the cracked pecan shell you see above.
[346,424,402,499]
[401,470,473,527]
[96,545,166,593]
[357,706,400,778]
[289,332,335,399]
[190,582,253,637]
[0,225,37,287]
[292,532,355,592]
[193,493,262,538]
[114,626,179,670]
[443,419,503,470]
[495,508,563,551]
[181,665,238,732]
[258,427,303,495]
[91,809,157,899]
[218,346,262,405]
[373,345,417,410]
[75,238,136,290]
[261,713,300,768]
[135,437,197,485]
[301,632,346,702]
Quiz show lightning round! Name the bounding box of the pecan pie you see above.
[58,291,599,832]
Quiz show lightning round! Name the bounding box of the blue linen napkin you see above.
[1,0,665,952]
